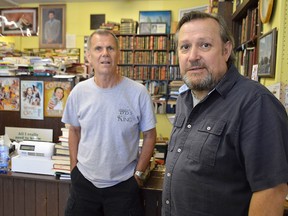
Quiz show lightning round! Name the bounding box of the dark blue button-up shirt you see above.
[162,64,288,216]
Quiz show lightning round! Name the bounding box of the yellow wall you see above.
[156,114,173,139]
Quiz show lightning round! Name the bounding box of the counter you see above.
[0,171,164,216]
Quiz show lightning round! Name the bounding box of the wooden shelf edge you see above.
[232,0,258,21]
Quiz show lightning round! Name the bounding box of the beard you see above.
[182,64,218,91]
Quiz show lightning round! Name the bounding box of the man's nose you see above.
[188,47,199,61]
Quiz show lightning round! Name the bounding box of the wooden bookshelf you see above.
[232,0,262,78]
[117,34,179,81]
[117,34,180,114]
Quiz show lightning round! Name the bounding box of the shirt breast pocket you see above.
[168,114,185,152]
[188,118,226,167]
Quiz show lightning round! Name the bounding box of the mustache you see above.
[185,61,206,71]
[189,60,204,67]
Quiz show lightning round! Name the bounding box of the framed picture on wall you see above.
[90,14,105,30]
[39,4,66,48]
[139,10,171,34]
[139,22,166,34]
[257,28,277,78]
[0,8,38,36]
[139,22,151,34]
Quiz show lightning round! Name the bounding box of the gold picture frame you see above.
[39,4,66,48]
[259,0,274,24]
[257,28,277,78]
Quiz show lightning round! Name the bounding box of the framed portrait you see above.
[178,5,208,21]
[0,8,38,36]
[257,28,277,78]
[39,4,66,48]
[139,10,171,34]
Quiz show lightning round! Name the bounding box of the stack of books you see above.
[52,126,71,179]
[120,18,138,34]
[167,80,184,113]
[100,21,120,34]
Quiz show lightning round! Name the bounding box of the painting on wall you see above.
[139,22,166,34]
[90,14,105,30]
[0,8,38,36]
[39,4,66,48]
[257,28,277,78]
[139,10,171,34]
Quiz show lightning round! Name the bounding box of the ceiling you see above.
[0,0,118,8]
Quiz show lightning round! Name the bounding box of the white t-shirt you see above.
[62,77,156,188]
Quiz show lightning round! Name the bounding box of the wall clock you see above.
[259,0,274,23]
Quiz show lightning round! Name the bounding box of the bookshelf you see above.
[117,34,180,114]
[232,0,262,78]
[117,34,179,80]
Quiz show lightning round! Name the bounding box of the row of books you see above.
[236,47,257,79]
[134,51,168,65]
[238,7,258,45]
[119,50,174,65]
[119,51,134,64]
[118,65,180,80]
[118,35,169,50]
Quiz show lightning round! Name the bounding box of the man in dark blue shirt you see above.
[162,11,288,216]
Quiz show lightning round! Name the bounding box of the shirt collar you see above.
[214,64,240,99]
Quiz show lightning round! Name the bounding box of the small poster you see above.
[44,81,71,117]
[0,77,20,111]
[20,80,44,120]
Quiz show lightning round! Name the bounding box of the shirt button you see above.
[177,148,181,153]
[167,173,171,177]
[207,126,211,131]
[166,200,170,204]
[187,124,191,128]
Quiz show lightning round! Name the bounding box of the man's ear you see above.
[86,50,92,64]
[223,41,233,62]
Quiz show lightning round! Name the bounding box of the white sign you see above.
[5,127,53,142]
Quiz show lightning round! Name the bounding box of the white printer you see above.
[11,141,55,175]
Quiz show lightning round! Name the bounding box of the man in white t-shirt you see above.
[62,29,157,216]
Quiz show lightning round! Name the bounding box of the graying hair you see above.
[87,29,119,50]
